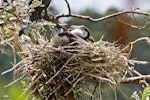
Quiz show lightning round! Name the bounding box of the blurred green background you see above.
[0,2,150,100]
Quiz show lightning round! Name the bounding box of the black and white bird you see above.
[69,25,94,43]
[29,0,53,22]
[50,25,70,47]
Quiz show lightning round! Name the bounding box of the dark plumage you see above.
[29,0,53,21]
[3,0,8,2]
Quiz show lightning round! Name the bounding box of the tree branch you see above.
[53,11,150,23]
[121,75,150,87]
[64,0,71,15]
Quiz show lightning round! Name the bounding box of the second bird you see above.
[50,25,70,47]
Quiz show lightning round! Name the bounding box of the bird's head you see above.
[69,25,91,39]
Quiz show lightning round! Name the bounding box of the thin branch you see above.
[114,88,117,100]
[120,75,150,86]
[115,17,139,29]
[87,74,116,85]
[133,69,149,87]
[4,76,24,88]
[90,82,98,100]
[64,0,71,15]
[48,74,72,98]
[65,76,85,96]
[115,17,150,30]
[1,57,30,75]
[54,11,150,23]
[117,86,129,99]
[46,55,75,84]
[0,35,16,45]
[8,44,17,79]
[131,8,140,29]
[25,85,38,100]
[17,74,43,100]
[138,19,150,30]
[99,81,102,100]
[121,37,150,54]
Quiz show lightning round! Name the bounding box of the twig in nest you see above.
[1,57,30,75]
[65,76,85,96]
[17,74,43,100]
[46,55,76,84]
[0,35,16,45]
[87,74,116,85]
[4,76,25,88]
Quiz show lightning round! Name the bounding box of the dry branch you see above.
[53,11,150,24]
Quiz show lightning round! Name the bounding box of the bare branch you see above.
[4,76,24,88]
[121,75,150,87]
[115,17,140,29]
[64,0,71,15]
[53,11,150,23]
[1,57,30,75]
[115,16,150,29]
[121,37,150,54]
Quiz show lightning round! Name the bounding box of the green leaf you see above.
[142,87,150,100]
[21,80,27,87]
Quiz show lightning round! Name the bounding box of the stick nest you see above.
[14,30,150,99]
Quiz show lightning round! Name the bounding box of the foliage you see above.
[131,87,150,100]
[0,79,29,100]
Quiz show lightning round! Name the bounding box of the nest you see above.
[0,22,149,99]
[13,31,143,100]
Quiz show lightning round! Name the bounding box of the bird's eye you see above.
[80,27,85,31]
[68,29,72,31]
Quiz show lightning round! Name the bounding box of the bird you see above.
[50,25,70,47]
[69,25,94,43]
[29,0,53,22]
